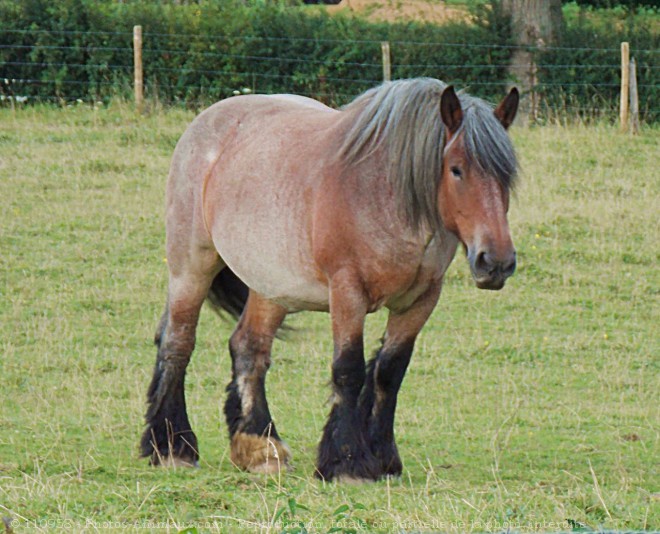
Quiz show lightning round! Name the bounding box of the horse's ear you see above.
[494,87,519,129]
[440,86,463,134]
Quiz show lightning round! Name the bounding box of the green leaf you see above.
[288,497,297,516]
[274,505,288,522]
[333,504,350,516]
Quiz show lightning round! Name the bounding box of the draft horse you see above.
[141,78,519,482]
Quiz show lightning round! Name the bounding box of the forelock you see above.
[459,95,518,189]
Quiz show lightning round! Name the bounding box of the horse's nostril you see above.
[475,251,494,274]
[503,253,517,277]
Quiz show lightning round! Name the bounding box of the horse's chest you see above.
[380,233,459,312]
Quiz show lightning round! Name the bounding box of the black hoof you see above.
[315,443,381,482]
[152,455,200,468]
[140,424,199,466]
[371,439,403,477]
[377,452,403,477]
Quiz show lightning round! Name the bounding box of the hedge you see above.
[1,0,658,122]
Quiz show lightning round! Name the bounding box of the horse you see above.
[141,77,519,482]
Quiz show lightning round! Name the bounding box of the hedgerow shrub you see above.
[538,1,659,120]
[0,0,657,121]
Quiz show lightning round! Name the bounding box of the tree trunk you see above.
[501,0,564,122]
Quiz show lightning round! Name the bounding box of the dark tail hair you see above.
[207,267,249,320]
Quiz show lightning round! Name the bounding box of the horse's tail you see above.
[207,267,249,321]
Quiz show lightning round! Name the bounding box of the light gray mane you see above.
[339,78,518,232]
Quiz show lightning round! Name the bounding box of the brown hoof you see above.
[230,432,291,474]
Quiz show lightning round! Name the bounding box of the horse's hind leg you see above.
[225,291,291,474]
[141,249,220,467]
[359,281,441,477]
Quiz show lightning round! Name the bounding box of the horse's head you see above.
[437,86,519,290]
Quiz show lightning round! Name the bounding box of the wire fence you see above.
[1,27,658,121]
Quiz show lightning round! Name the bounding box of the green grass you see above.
[0,102,658,533]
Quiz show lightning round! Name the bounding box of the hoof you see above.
[377,454,403,478]
[316,441,381,482]
[314,458,381,483]
[334,474,375,485]
[141,425,199,468]
[230,432,291,474]
[157,456,200,468]
[316,469,380,483]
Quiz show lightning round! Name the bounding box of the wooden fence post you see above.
[619,42,629,132]
[629,58,639,135]
[381,41,391,82]
[133,25,143,112]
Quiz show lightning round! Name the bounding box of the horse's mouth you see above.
[474,276,507,291]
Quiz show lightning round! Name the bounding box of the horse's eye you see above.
[451,166,462,179]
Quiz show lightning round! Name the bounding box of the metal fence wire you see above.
[1,28,658,121]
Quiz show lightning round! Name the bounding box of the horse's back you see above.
[171,94,336,180]
[265,93,335,112]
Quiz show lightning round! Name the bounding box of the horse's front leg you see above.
[225,292,291,474]
[316,271,380,482]
[360,280,442,477]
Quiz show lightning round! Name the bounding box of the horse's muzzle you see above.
[469,249,516,290]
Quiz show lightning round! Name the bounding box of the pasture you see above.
[0,102,658,533]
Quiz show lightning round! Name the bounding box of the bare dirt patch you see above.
[326,0,469,24]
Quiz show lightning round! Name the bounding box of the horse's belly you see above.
[211,202,330,312]
[222,244,329,312]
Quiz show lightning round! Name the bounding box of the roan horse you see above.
[141,77,519,482]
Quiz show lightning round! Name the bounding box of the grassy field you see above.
[0,102,658,533]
